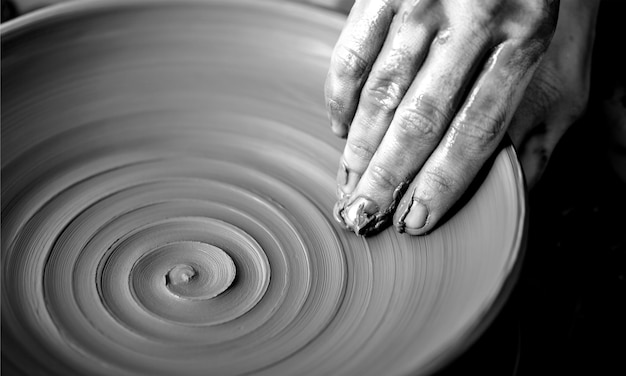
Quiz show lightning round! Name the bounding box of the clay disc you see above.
[1,1,526,375]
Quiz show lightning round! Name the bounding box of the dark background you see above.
[439,1,626,374]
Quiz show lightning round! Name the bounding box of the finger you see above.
[336,4,440,199]
[325,0,395,137]
[334,25,491,235]
[394,41,544,235]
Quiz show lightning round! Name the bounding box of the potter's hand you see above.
[509,0,599,188]
[326,0,558,235]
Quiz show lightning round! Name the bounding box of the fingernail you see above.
[336,160,359,200]
[396,195,428,234]
[342,196,379,235]
[403,200,428,233]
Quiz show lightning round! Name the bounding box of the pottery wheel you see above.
[1,1,526,375]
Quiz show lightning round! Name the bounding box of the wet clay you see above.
[0,1,526,375]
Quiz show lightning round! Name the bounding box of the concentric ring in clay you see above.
[1,1,526,375]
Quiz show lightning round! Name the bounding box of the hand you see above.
[326,0,559,235]
[508,0,599,188]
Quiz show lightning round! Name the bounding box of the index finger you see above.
[325,0,395,137]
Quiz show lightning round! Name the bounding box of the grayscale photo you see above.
[2,1,624,375]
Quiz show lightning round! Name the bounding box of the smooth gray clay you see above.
[1,1,525,375]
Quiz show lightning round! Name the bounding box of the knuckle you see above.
[326,97,345,118]
[535,0,559,23]
[394,97,447,141]
[332,44,370,81]
[517,2,558,41]
[451,109,505,150]
[346,138,376,161]
[490,0,557,43]
[363,74,405,113]
[325,80,348,116]
[368,163,402,191]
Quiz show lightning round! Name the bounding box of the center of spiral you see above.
[159,242,237,300]
[166,264,197,286]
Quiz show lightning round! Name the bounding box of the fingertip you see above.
[392,175,444,237]
[330,121,349,138]
[395,197,431,236]
[403,223,430,236]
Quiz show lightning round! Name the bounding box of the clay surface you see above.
[1,1,525,375]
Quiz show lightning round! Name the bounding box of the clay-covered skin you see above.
[2,1,525,375]
[326,0,560,236]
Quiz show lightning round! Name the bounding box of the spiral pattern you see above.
[1,1,526,375]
